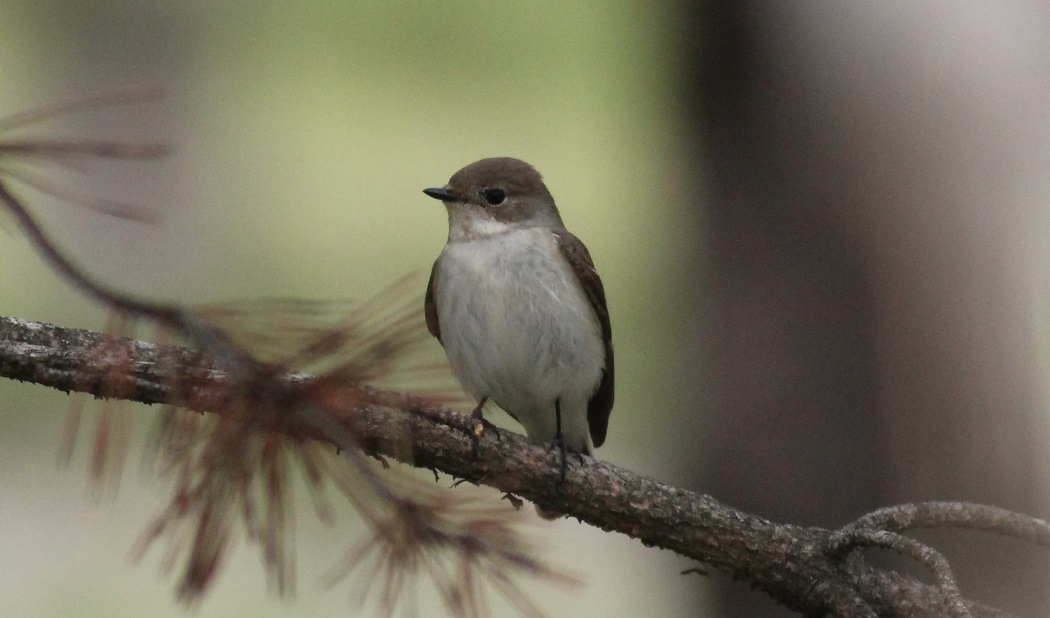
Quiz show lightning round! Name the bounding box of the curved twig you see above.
[829,529,968,618]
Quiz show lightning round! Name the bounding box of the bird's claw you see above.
[464,397,499,461]
[546,431,583,483]
[468,416,501,460]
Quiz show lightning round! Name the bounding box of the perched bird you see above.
[423,157,614,479]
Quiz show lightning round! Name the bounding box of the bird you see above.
[422,157,614,481]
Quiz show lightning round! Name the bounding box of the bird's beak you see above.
[423,187,465,203]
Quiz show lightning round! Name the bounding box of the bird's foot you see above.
[546,431,584,483]
[466,397,499,460]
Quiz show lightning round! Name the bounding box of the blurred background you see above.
[1,1,1049,617]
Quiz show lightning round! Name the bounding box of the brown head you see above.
[423,158,565,240]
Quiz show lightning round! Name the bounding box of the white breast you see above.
[434,226,604,450]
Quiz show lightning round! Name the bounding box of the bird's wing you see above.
[555,230,614,448]
[424,259,442,344]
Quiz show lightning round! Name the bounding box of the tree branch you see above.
[2,315,1047,617]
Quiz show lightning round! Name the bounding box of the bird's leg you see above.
[471,396,501,436]
[547,399,586,483]
[550,399,569,482]
[467,396,499,460]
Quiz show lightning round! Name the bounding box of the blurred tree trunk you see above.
[681,2,1050,615]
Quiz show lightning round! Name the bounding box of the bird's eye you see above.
[481,188,506,206]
